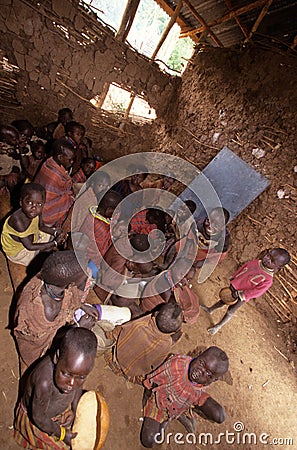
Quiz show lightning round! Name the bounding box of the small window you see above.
[90,83,156,123]
[81,0,129,31]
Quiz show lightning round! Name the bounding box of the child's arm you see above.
[8,214,57,252]
[38,217,68,245]
[30,379,78,445]
[30,380,65,437]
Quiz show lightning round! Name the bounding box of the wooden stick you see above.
[262,134,276,143]
[284,265,297,277]
[116,0,141,42]
[224,0,248,39]
[183,0,224,47]
[264,235,273,243]
[152,0,183,60]
[183,155,202,169]
[182,127,219,151]
[266,294,291,321]
[262,126,288,135]
[266,290,292,313]
[244,0,273,43]
[180,0,267,38]
[273,346,289,361]
[154,0,200,42]
[284,184,297,191]
[274,276,293,299]
[246,215,265,226]
[231,139,243,146]
[260,139,276,150]
[281,204,294,213]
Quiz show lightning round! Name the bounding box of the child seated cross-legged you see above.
[14,327,97,449]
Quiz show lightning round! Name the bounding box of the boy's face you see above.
[82,161,95,177]
[5,130,19,148]
[131,172,145,185]
[69,128,84,145]
[58,147,75,169]
[262,249,284,270]
[188,350,222,386]
[204,211,224,236]
[54,349,94,394]
[60,111,73,125]
[33,146,46,160]
[20,191,45,219]
[19,128,33,148]
[93,178,110,197]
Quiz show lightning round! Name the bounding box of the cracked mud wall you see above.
[0,0,178,128]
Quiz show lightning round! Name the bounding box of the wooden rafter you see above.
[224,0,248,40]
[183,0,223,47]
[244,0,273,43]
[154,0,199,43]
[152,0,183,59]
[180,0,267,38]
[116,0,141,42]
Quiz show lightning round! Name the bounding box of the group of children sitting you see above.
[0,109,291,449]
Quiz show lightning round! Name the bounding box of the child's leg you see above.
[208,300,244,335]
[202,286,237,314]
[201,300,225,314]
[140,417,165,448]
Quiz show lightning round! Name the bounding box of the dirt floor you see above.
[0,250,296,450]
[0,43,296,450]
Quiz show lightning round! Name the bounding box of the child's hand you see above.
[80,304,99,320]
[78,314,96,329]
[60,410,74,428]
[55,229,68,244]
[64,429,77,446]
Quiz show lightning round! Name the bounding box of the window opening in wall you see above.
[126,0,194,75]
[90,83,156,124]
[81,0,129,32]
[102,84,131,114]
[81,0,194,75]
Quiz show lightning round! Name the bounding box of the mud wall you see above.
[144,45,297,321]
[0,0,178,128]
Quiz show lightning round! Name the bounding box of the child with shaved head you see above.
[141,346,228,447]
[203,248,291,334]
[14,327,97,448]
[13,250,97,374]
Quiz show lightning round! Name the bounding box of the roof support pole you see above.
[183,0,223,46]
[224,0,248,40]
[244,0,273,43]
[180,0,267,38]
[116,0,141,42]
[151,0,183,60]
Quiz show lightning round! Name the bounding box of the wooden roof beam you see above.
[183,0,224,47]
[152,0,183,59]
[244,0,273,43]
[154,0,199,42]
[224,0,249,40]
[180,0,267,38]
[116,0,141,42]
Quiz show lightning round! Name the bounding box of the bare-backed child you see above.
[14,327,97,448]
[1,183,67,267]
[22,140,46,180]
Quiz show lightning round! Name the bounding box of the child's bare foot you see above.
[208,325,220,335]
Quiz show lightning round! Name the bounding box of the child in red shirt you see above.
[202,248,290,335]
